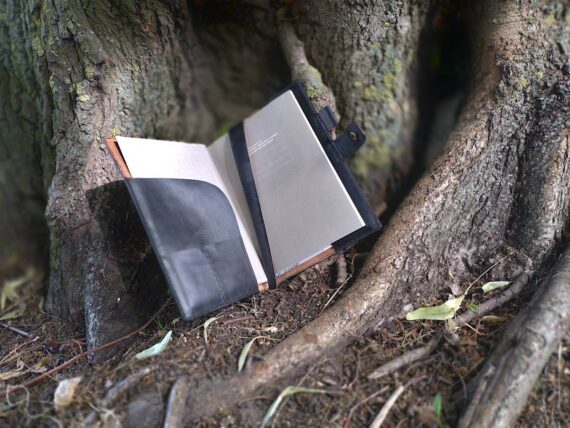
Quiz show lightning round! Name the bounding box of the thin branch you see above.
[454,271,530,327]
[278,22,337,114]
[0,322,36,339]
[459,247,570,427]
[1,298,171,396]
[367,334,442,380]
[336,255,349,287]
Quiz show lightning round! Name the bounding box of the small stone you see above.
[127,391,164,428]
[164,378,190,428]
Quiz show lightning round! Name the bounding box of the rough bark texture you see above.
[459,247,570,428]
[0,0,289,350]
[296,0,432,206]
[180,0,570,421]
[1,0,569,422]
[0,0,53,277]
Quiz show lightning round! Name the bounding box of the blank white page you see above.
[116,136,267,284]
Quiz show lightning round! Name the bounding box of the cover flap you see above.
[126,178,259,320]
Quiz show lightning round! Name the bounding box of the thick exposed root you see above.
[459,247,570,427]
[180,1,570,422]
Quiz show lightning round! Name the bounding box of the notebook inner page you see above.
[209,90,365,275]
[115,136,267,284]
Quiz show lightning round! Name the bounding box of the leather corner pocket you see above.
[125,178,258,320]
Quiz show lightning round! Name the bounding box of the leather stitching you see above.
[201,248,226,304]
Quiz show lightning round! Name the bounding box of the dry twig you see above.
[83,365,157,425]
[1,298,171,396]
[163,377,190,428]
[367,334,442,380]
[459,248,570,427]
[454,271,531,327]
[0,322,36,339]
[369,378,419,428]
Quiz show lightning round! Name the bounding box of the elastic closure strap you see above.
[229,123,277,290]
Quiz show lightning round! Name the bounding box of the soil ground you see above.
[0,252,568,427]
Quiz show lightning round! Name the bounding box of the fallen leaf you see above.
[406,295,465,321]
[480,315,506,324]
[0,268,37,309]
[433,392,443,419]
[447,319,457,332]
[0,305,25,320]
[54,376,82,411]
[262,326,279,333]
[134,330,172,360]
[0,369,26,381]
[261,386,329,428]
[482,281,510,293]
[203,317,217,344]
[238,336,261,372]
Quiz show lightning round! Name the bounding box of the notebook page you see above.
[115,136,267,284]
[209,90,365,275]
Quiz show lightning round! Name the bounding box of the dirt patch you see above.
[1,258,568,427]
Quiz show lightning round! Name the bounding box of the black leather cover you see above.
[114,82,381,321]
[125,178,259,320]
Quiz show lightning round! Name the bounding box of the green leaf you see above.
[261,386,329,428]
[238,336,260,372]
[134,330,172,360]
[482,281,510,293]
[203,317,218,344]
[0,268,37,309]
[468,303,478,313]
[0,305,25,320]
[406,295,465,321]
[433,392,442,419]
[480,315,506,324]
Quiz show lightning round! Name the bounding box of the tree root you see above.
[84,365,158,426]
[179,3,570,422]
[458,247,570,427]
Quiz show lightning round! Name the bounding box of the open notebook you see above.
[106,82,380,320]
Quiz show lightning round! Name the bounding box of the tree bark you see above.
[0,0,289,350]
[296,0,432,205]
[1,0,569,422]
[179,0,570,421]
[458,247,570,428]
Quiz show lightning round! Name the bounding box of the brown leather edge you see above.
[257,247,336,292]
[105,137,132,178]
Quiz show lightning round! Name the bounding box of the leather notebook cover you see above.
[105,82,381,320]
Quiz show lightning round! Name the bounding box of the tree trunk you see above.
[296,0,433,206]
[180,0,570,420]
[0,0,289,349]
[1,0,569,422]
